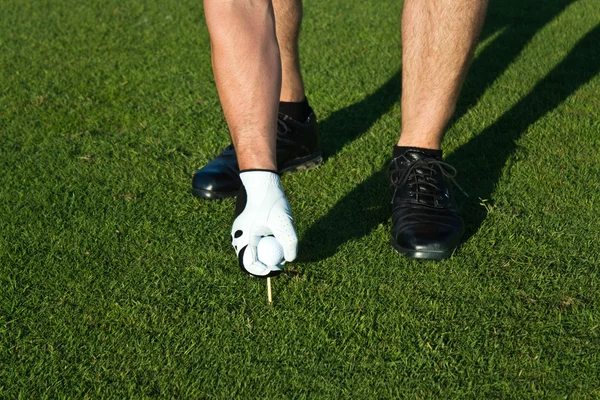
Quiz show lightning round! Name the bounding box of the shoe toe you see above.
[192,163,241,199]
[391,208,464,259]
[395,222,462,253]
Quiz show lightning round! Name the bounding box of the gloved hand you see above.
[231,170,298,277]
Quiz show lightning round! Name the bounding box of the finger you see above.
[271,221,298,262]
[244,261,282,278]
[247,233,261,263]
[234,231,261,271]
[240,238,260,274]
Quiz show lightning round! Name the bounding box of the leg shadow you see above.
[450,23,600,241]
[454,0,571,121]
[300,4,597,262]
[317,0,571,162]
[318,72,400,160]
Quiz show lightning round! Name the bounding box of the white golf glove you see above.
[231,170,298,277]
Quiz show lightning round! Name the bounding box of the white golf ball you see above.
[243,236,285,267]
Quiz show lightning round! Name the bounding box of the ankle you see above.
[397,128,444,150]
[393,145,442,159]
[279,98,311,121]
[279,81,306,103]
[396,138,441,150]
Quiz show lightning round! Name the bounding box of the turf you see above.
[1,0,599,398]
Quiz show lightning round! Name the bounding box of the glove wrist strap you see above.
[239,170,281,190]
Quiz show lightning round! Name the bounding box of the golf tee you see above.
[267,277,272,304]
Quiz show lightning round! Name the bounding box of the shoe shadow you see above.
[300,1,594,262]
[298,167,390,263]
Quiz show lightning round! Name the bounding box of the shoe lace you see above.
[276,114,291,136]
[276,113,301,147]
[390,157,467,203]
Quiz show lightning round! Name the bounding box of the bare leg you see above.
[273,0,306,102]
[204,0,280,171]
[398,0,488,149]
[192,0,314,202]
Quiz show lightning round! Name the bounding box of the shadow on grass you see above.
[318,72,401,161]
[300,2,598,262]
[449,23,600,241]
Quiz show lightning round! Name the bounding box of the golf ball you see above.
[243,236,285,267]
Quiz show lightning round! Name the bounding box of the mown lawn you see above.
[1,0,599,397]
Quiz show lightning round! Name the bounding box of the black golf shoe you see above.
[192,110,322,199]
[389,149,465,260]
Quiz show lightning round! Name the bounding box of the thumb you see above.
[245,233,261,265]
[238,233,261,270]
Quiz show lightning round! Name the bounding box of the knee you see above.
[204,0,274,37]
[204,0,272,16]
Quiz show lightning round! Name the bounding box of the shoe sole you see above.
[191,150,323,200]
[390,236,454,261]
[279,151,323,174]
[191,187,236,200]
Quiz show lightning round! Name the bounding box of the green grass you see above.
[1,0,599,397]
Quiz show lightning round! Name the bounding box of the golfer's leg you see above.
[273,0,305,102]
[204,0,280,171]
[390,0,488,260]
[398,0,488,149]
[192,0,320,200]
[205,0,298,276]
